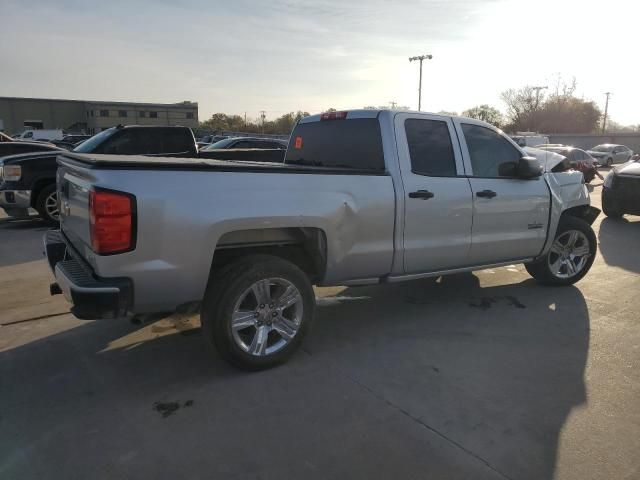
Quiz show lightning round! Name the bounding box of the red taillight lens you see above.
[89,190,134,254]
[320,111,348,121]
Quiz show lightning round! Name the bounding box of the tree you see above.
[199,111,310,135]
[501,79,602,133]
[500,85,546,131]
[536,97,601,134]
[461,105,504,128]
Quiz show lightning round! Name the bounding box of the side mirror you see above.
[498,156,543,178]
[516,156,543,179]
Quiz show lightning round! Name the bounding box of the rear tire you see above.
[525,216,596,286]
[201,255,315,371]
[602,189,623,218]
[35,184,59,225]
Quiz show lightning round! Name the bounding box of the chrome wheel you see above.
[548,230,591,279]
[231,278,303,356]
[45,191,59,221]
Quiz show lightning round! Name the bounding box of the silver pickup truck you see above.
[44,110,600,370]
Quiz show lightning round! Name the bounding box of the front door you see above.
[454,120,550,265]
[395,113,473,273]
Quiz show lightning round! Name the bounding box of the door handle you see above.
[476,190,497,198]
[409,190,435,200]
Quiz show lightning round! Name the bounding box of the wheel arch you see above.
[560,204,601,226]
[30,177,56,208]
[208,227,328,284]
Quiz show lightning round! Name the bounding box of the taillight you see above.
[89,189,135,254]
[320,111,348,121]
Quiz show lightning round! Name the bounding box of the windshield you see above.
[590,145,612,152]
[73,128,116,152]
[201,138,236,150]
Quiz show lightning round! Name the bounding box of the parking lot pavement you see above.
[1,183,639,480]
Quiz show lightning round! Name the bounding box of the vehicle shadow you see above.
[598,216,640,274]
[0,215,50,267]
[0,273,589,480]
[308,273,590,480]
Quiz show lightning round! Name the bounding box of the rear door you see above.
[394,113,473,273]
[454,120,550,265]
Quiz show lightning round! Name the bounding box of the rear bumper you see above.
[0,189,31,217]
[43,230,133,320]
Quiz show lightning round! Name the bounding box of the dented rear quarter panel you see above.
[64,165,396,313]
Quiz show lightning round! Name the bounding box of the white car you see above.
[15,129,64,142]
[587,144,633,167]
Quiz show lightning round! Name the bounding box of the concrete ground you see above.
[1,178,638,480]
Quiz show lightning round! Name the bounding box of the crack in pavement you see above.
[344,373,515,480]
[301,346,513,480]
[1,311,70,326]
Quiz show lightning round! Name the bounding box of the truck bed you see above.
[58,152,385,176]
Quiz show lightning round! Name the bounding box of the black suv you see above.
[0,126,197,223]
[602,159,640,218]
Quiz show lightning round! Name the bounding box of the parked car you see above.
[537,146,599,182]
[586,144,634,167]
[52,134,93,150]
[0,141,61,157]
[201,136,288,151]
[0,126,196,223]
[44,109,599,370]
[199,134,228,144]
[0,126,286,223]
[510,134,550,148]
[0,151,61,221]
[601,158,640,217]
[15,129,64,142]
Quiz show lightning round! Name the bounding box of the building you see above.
[0,96,198,135]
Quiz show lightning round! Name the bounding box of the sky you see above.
[1,0,638,125]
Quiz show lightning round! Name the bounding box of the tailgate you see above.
[57,156,94,254]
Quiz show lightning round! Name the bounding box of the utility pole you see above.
[530,85,547,131]
[260,110,266,134]
[531,86,548,110]
[409,54,433,111]
[244,112,247,129]
[602,92,611,134]
[389,101,397,110]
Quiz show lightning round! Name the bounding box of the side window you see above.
[163,129,191,152]
[405,119,457,176]
[98,130,140,154]
[24,131,33,138]
[575,150,587,161]
[234,141,252,149]
[462,124,521,177]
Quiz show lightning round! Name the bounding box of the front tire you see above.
[606,157,613,167]
[602,189,623,218]
[525,216,596,286]
[35,184,59,225]
[201,255,315,370]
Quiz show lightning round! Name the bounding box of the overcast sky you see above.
[2,0,638,125]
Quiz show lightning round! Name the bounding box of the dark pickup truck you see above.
[0,125,285,223]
